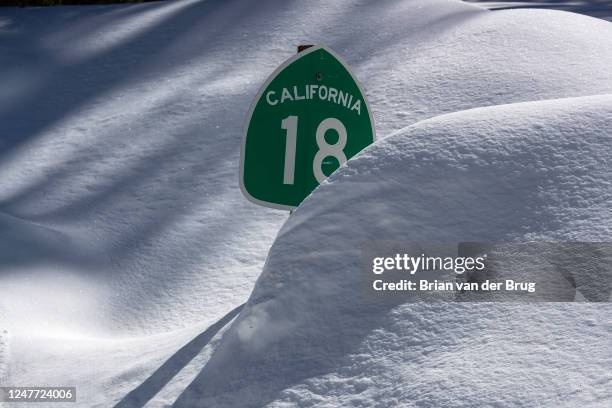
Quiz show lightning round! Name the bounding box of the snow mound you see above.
[176,94,612,407]
[2,0,612,334]
[358,4,612,135]
[2,0,612,405]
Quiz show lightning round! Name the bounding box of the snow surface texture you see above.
[466,1,612,22]
[1,0,612,406]
[175,95,612,407]
[0,330,6,385]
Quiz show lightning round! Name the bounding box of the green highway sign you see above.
[240,45,376,210]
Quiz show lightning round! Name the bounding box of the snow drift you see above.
[2,0,612,333]
[1,0,612,406]
[177,94,612,407]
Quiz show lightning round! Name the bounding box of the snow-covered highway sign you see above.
[240,45,375,210]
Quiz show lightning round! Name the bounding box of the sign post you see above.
[240,45,375,210]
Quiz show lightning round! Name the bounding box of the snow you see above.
[1,0,611,406]
[175,94,612,407]
[465,1,612,22]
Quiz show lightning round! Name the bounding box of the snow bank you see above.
[2,0,612,405]
[2,0,612,334]
[176,94,612,407]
